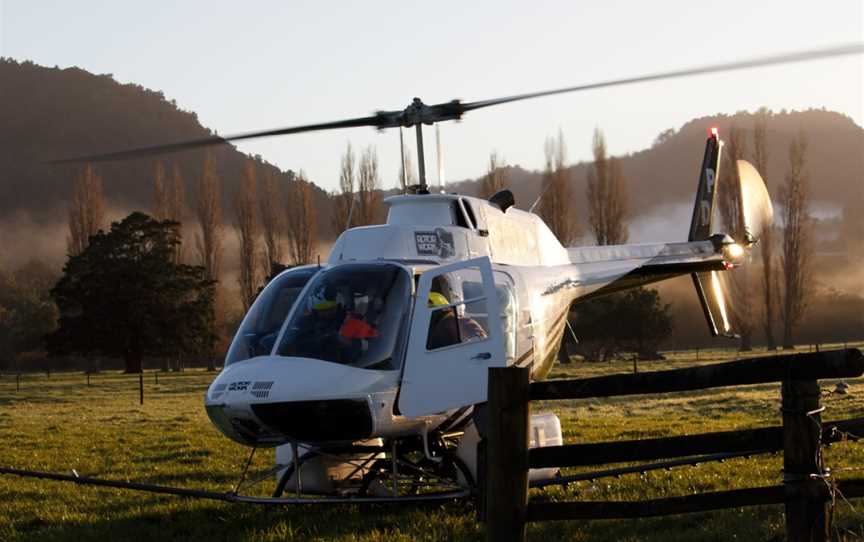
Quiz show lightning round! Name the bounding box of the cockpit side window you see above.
[225,267,318,366]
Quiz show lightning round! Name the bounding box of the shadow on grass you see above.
[12,497,482,542]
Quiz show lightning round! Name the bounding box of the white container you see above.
[454,411,563,485]
[275,438,384,494]
[528,412,562,482]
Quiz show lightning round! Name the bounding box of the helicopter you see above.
[46,43,860,502]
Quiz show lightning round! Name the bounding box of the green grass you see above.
[1,344,863,541]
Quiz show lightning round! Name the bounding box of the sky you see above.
[1,1,862,192]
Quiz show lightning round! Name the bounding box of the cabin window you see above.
[452,199,476,230]
[462,200,478,230]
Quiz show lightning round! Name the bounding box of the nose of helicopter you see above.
[204,356,398,446]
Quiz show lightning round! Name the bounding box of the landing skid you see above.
[0,435,474,505]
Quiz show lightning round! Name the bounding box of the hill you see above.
[452,109,863,224]
[0,58,334,235]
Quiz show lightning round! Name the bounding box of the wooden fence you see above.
[481,349,864,542]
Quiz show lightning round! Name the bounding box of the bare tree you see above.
[752,109,777,350]
[236,162,261,311]
[718,125,755,350]
[780,130,813,349]
[480,151,508,198]
[586,128,628,245]
[153,161,186,265]
[260,169,285,269]
[67,164,105,256]
[538,129,577,244]
[168,164,186,264]
[194,153,223,371]
[332,143,355,233]
[152,161,169,221]
[398,148,417,193]
[286,172,317,265]
[195,153,223,281]
[357,146,382,226]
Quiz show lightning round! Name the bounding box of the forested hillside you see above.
[0,58,332,235]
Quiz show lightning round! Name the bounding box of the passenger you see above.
[426,292,487,350]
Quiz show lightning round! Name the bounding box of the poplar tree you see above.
[67,164,105,256]
[538,129,576,244]
[586,128,628,245]
[780,131,813,349]
[236,162,261,311]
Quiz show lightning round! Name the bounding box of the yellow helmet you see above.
[428,292,449,308]
[312,299,338,311]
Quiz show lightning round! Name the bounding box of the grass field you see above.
[1,344,863,541]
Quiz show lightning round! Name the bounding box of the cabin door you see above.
[398,257,506,418]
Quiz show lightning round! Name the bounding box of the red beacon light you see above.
[710,127,719,138]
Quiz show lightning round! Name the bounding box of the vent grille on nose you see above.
[251,381,274,399]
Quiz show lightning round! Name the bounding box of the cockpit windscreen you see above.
[275,263,411,370]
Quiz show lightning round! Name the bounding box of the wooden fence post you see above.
[139,372,144,405]
[485,366,530,542]
[782,378,828,542]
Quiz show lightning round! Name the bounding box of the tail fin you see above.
[688,128,722,243]
[687,129,774,338]
[687,129,730,337]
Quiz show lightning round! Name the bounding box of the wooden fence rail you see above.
[483,348,864,542]
[529,416,864,468]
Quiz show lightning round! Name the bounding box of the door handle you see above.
[471,352,492,361]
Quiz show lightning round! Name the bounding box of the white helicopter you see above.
[50,43,857,502]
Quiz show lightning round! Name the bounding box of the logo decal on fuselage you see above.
[228,381,251,392]
[414,228,455,259]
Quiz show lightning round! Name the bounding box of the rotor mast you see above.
[415,123,427,193]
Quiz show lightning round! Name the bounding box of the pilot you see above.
[426,292,487,350]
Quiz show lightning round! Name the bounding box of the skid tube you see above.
[0,466,471,505]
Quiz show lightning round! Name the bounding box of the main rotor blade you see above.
[48,115,382,164]
[47,42,862,165]
[461,42,864,112]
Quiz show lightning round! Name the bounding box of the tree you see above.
[194,153,223,370]
[286,172,316,265]
[47,213,215,373]
[260,168,285,267]
[152,161,169,221]
[236,162,261,311]
[333,143,356,233]
[398,147,417,193]
[752,109,777,350]
[152,161,186,265]
[586,128,628,245]
[571,289,672,362]
[67,164,105,256]
[718,125,755,350]
[195,153,223,280]
[168,163,186,264]
[357,146,382,226]
[480,152,508,198]
[780,130,813,349]
[0,261,58,371]
[538,129,577,244]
